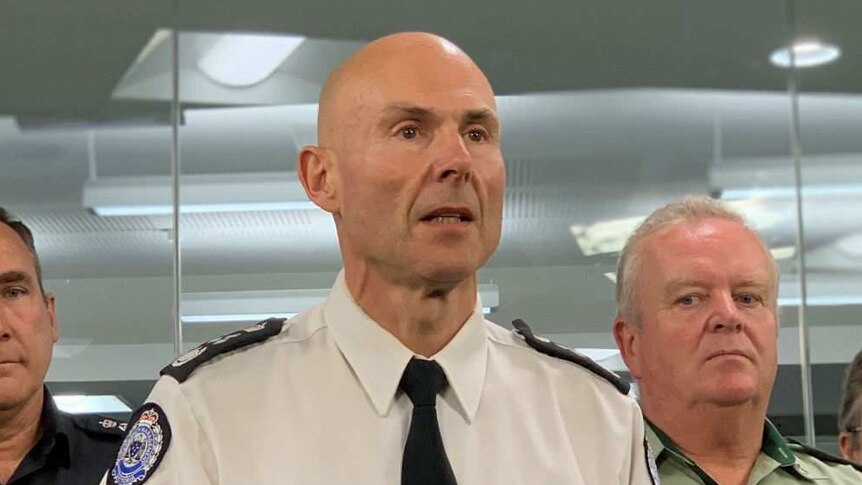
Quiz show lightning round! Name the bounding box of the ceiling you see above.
[0,0,861,385]
[1,0,861,119]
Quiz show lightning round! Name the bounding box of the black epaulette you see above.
[161,317,286,383]
[511,319,630,395]
[70,414,128,438]
[788,438,862,472]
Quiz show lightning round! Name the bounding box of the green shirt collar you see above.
[646,418,797,484]
[761,418,796,466]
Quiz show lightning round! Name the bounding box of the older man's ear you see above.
[613,318,643,381]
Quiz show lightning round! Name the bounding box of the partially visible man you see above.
[838,348,862,463]
[613,196,862,484]
[101,32,656,484]
[0,207,125,484]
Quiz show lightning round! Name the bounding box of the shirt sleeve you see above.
[100,377,216,485]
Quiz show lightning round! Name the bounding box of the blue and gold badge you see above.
[109,403,172,485]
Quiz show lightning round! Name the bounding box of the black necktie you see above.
[399,358,458,485]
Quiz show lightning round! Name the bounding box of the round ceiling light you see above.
[770,40,841,68]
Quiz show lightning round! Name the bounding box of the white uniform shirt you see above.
[103,272,656,484]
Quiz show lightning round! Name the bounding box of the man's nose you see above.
[0,310,11,342]
[707,291,744,333]
[432,128,472,183]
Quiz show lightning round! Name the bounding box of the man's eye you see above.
[3,288,26,298]
[466,129,487,143]
[736,294,760,306]
[398,126,418,139]
[677,295,699,306]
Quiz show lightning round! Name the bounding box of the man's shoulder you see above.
[160,312,325,384]
[485,318,631,396]
[788,439,862,479]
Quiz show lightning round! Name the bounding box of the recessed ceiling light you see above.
[198,34,306,87]
[770,40,841,68]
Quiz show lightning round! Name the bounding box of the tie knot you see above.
[399,358,448,407]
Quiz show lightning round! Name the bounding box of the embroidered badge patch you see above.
[108,403,172,485]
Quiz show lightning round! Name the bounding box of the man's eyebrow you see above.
[664,278,702,290]
[380,104,435,121]
[664,277,772,292]
[0,270,32,285]
[463,108,498,125]
[735,279,773,291]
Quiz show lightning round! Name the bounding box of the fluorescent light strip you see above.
[778,296,862,307]
[721,184,862,200]
[83,172,319,217]
[93,201,319,217]
[181,285,499,325]
[53,395,132,414]
[182,313,297,324]
[183,308,494,324]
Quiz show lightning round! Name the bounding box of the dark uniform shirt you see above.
[4,388,126,485]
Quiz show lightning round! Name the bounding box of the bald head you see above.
[298,31,505,291]
[317,32,495,149]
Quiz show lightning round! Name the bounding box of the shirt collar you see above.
[324,270,488,422]
[35,387,72,468]
[761,418,796,466]
[646,418,797,472]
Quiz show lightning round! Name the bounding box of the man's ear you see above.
[298,145,340,214]
[613,316,642,380]
[838,432,852,461]
[45,292,59,343]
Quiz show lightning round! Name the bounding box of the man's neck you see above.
[345,266,477,357]
[645,396,766,485]
[0,389,44,483]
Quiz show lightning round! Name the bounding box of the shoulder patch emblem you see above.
[161,317,285,382]
[511,318,630,395]
[109,403,171,485]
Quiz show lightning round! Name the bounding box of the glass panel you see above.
[0,2,176,416]
[174,31,352,346]
[792,0,862,454]
[2,2,827,435]
[170,2,806,433]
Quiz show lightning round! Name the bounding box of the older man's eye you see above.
[398,126,418,139]
[736,294,761,306]
[677,295,700,306]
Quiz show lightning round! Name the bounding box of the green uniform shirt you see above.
[646,419,862,484]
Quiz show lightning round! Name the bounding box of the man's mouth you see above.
[707,349,751,361]
[420,208,475,224]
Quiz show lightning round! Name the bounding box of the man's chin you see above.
[705,384,760,407]
[411,254,480,283]
[0,393,30,412]
[419,266,475,285]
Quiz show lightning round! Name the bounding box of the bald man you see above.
[102,33,656,485]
